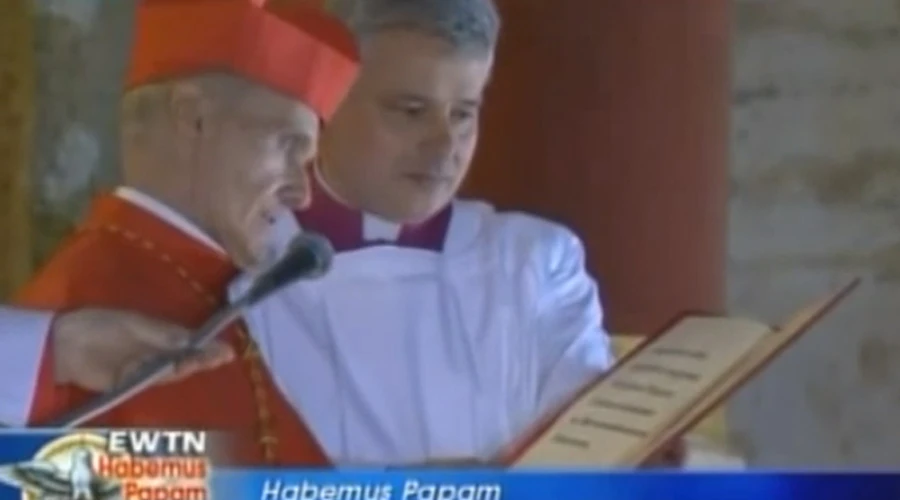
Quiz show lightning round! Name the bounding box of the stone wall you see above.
[728,0,900,466]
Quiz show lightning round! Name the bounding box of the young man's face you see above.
[322,30,495,223]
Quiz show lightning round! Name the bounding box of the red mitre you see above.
[125,0,359,120]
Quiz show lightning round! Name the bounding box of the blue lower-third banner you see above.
[0,428,898,500]
[213,470,900,500]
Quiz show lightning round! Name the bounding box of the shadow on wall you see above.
[31,0,135,268]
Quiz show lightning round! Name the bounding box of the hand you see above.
[51,308,235,391]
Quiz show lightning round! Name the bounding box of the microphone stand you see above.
[42,295,254,428]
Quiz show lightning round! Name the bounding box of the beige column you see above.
[0,0,36,297]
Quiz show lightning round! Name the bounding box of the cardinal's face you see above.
[321,30,495,223]
[181,82,319,270]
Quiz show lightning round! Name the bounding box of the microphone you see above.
[43,232,334,428]
[240,232,333,308]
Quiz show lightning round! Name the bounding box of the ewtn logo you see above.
[0,430,212,500]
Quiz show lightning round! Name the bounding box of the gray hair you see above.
[325,0,500,53]
[120,73,252,131]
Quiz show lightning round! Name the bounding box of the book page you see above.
[513,316,771,467]
[635,290,853,463]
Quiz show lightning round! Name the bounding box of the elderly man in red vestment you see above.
[4,0,358,465]
[0,0,686,467]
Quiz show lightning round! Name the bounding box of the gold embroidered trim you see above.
[96,224,278,463]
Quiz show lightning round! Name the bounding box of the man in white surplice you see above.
[0,0,614,464]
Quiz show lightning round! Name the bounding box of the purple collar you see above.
[293,174,452,253]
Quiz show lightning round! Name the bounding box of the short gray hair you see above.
[325,0,500,52]
[120,73,252,132]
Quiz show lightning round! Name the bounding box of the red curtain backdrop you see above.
[464,0,731,334]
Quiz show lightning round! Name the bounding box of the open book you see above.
[502,280,859,467]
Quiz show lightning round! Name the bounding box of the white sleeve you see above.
[532,228,616,416]
[0,307,53,426]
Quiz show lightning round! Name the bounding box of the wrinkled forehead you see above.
[231,85,321,135]
[360,30,494,99]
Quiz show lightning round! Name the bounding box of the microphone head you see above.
[285,232,334,279]
[243,232,334,306]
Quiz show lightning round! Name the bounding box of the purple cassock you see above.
[294,171,452,253]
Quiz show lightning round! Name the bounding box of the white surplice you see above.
[232,199,615,465]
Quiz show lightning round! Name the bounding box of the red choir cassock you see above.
[14,0,358,466]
